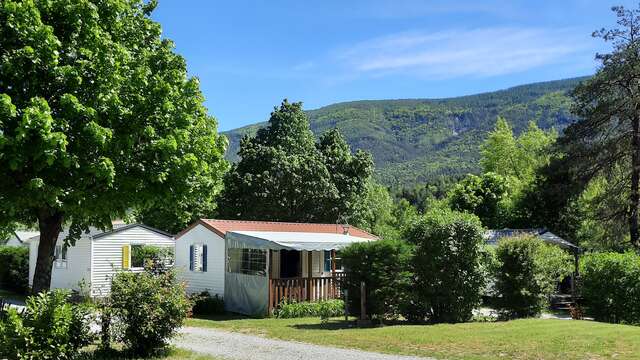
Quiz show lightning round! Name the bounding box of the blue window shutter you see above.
[202,245,208,272]
[189,245,194,271]
[324,250,331,272]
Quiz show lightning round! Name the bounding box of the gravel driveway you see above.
[174,326,433,360]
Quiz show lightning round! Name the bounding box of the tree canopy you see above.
[0,0,228,292]
[562,5,640,248]
[218,100,373,224]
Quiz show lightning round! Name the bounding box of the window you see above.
[131,245,144,268]
[323,250,343,272]
[129,245,174,269]
[190,244,207,272]
[54,245,67,269]
[227,248,266,276]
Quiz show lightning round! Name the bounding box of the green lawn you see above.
[80,346,220,360]
[186,316,640,360]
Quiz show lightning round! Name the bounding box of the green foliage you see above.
[219,100,373,223]
[341,239,412,320]
[493,236,571,318]
[563,6,640,248]
[274,300,344,320]
[352,180,399,239]
[403,209,485,323]
[448,172,510,228]
[130,245,174,271]
[0,245,28,293]
[534,243,574,297]
[225,78,583,187]
[580,252,640,324]
[0,0,228,291]
[109,269,191,356]
[573,176,629,251]
[0,290,94,360]
[191,291,225,316]
[481,118,556,187]
[494,237,543,318]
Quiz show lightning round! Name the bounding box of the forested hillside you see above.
[224,77,586,187]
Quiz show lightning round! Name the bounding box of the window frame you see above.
[54,245,68,269]
[190,243,207,273]
[323,250,344,273]
[130,244,145,270]
[227,248,267,277]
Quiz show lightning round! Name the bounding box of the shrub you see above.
[493,236,573,318]
[340,238,412,320]
[580,252,640,324]
[274,300,344,319]
[191,291,225,316]
[0,290,94,359]
[0,245,29,293]
[534,242,574,297]
[402,209,485,323]
[109,269,191,356]
[494,237,541,318]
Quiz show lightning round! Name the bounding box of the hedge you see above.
[0,245,29,293]
[580,252,640,324]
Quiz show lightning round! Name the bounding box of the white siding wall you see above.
[90,227,174,296]
[175,224,225,296]
[28,238,92,292]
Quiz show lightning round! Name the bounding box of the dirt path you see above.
[174,326,433,360]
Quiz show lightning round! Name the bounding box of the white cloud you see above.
[336,27,595,79]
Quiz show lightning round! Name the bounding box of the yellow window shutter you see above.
[122,245,130,269]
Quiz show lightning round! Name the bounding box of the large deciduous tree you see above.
[218,100,373,224]
[565,5,640,248]
[0,0,228,293]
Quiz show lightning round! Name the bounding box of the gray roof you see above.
[27,223,173,243]
[484,228,580,251]
[13,231,40,243]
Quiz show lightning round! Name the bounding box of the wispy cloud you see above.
[335,27,595,79]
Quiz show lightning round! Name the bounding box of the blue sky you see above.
[152,0,635,131]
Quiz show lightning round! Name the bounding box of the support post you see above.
[572,251,580,298]
[307,251,313,301]
[268,250,273,314]
[331,249,336,297]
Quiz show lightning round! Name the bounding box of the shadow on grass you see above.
[189,312,263,321]
[289,319,411,331]
[78,348,164,360]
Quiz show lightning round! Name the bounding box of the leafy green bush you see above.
[0,290,94,359]
[274,300,344,319]
[109,269,191,356]
[191,291,225,316]
[580,252,640,324]
[494,237,542,318]
[493,236,572,318]
[403,209,485,323]
[0,245,29,293]
[534,242,574,297]
[340,238,412,320]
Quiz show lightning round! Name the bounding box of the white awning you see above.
[226,231,374,251]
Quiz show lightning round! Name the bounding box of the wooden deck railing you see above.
[268,273,346,312]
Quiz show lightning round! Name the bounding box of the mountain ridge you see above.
[223,76,588,187]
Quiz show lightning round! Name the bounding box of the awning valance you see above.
[226,231,374,251]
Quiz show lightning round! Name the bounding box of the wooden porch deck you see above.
[268,273,346,312]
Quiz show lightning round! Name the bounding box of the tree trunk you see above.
[31,211,63,294]
[630,115,640,248]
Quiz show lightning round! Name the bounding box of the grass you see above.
[0,288,27,303]
[79,346,221,360]
[186,316,640,360]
